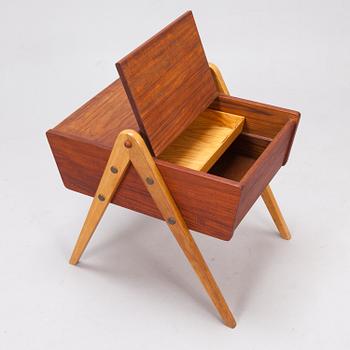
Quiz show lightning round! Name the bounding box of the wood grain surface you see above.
[116,11,217,156]
[47,79,300,240]
[54,80,138,148]
[158,109,244,171]
[209,133,271,181]
[210,94,300,164]
[235,120,296,227]
[47,130,241,240]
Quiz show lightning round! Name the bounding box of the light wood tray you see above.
[158,109,245,172]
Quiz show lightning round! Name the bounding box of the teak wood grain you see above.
[47,130,241,240]
[46,8,301,328]
[116,11,217,156]
[237,120,295,227]
[54,80,138,147]
[210,95,300,164]
[158,109,244,172]
[209,63,293,239]
[47,80,299,240]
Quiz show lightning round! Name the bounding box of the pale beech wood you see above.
[127,130,235,327]
[159,109,244,171]
[69,135,130,265]
[261,185,291,240]
[209,62,291,239]
[209,63,229,95]
[69,129,236,328]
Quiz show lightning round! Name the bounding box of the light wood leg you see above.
[69,129,236,327]
[127,130,236,328]
[209,63,229,95]
[261,185,291,240]
[69,136,130,265]
[209,63,291,240]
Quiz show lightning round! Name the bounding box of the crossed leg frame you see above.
[69,65,291,328]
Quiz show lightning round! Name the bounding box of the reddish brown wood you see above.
[209,133,271,181]
[47,130,241,240]
[210,154,256,182]
[234,120,296,227]
[230,132,271,159]
[210,94,300,164]
[53,80,138,148]
[116,11,217,156]
[47,78,300,240]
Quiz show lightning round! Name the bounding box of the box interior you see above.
[157,106,284,183]
[209,132,272,181]
[158,109,244,172]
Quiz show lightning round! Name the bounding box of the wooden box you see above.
[46,11,300,327]
[47,78,299,240]
[47,11,299,241]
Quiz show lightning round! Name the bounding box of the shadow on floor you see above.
[66,207,288,323]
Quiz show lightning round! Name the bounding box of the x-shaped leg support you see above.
[69,129,236,328]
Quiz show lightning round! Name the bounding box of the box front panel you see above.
[47,131,240,240]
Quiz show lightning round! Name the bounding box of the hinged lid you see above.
[116,11,218,156]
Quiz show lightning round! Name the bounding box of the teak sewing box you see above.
[47,11,300,328]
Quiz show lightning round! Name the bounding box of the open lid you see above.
[116,11,218,156]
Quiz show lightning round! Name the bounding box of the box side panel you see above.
[47,130,240,240]
[282,112,300,164]
[234,120,295,228]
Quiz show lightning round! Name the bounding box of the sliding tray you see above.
[47,79,300,241]
[158,109,244,172]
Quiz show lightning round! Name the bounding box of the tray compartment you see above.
[210,94,299,164]
[209,132,271,181]
[208,120,295,228]
[158,109,244,172]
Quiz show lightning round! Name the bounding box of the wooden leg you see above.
[69,129,236,327]
[261,185,291,240]
[69,135,130,265]
[126,130,236,327]
[209,63,229,94]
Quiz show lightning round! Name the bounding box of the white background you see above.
[1,0,350,349]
